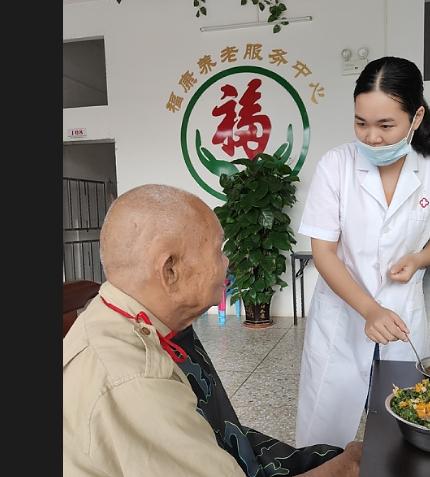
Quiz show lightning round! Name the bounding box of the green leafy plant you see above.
[193,0,207,18]
[241,0,289,33]
[194,1,288,34]
[214,152,299,311]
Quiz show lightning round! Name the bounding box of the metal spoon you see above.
[406,334,425,373]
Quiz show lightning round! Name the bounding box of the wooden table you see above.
[359,360,430,476]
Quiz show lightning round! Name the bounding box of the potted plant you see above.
[214,152,299,328]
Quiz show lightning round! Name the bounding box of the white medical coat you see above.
[295,143,430,448]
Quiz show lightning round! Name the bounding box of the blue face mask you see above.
[355,113,417,167]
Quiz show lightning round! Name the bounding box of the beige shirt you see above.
[63,281,245,477]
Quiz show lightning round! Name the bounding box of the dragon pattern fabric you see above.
[172,325,343,477]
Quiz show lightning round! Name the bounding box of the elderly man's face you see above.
[178,210,229,321]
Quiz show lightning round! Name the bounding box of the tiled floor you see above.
[193,313,366,446]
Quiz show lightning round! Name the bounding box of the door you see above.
[63,141,117,283]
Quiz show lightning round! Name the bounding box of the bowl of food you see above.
[416,356,430,378]
[385,378,430,452]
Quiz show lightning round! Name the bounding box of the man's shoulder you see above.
[63,297,176,385]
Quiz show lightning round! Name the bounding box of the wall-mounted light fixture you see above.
[341,47,369,75]
[200,15,312,33]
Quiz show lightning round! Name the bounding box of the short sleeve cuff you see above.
[298,223,339,242]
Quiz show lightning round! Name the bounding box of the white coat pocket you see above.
[305,292,342,358]
[407,211,430,251]
[406,276,425,312]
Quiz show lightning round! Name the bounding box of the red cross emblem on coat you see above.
[419,197,429,208]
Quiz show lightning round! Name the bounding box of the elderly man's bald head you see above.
[100,184,214,283]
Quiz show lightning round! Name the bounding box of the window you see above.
[63,38,108,108]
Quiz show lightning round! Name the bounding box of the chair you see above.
[63,280,101,338]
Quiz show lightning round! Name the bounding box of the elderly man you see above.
[63,184,362,476]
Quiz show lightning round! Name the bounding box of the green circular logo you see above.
[181,65,310,200]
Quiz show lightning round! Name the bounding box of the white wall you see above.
[63,0,427,317]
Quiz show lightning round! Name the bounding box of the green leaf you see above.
[256,290,274,304]
[243,208,259,224]
[242,181,269,206]
[273,24,281,33]
[241,0,247,4]
[258,3,265,11]
[200,6,207,15]
[214,206,230,223]
[250,233,262,247]
[237,226,256,241]
[261,255,276,273]
[273,210,288,223]
[259,209,274,229]
[224,221,241,237]
[264,274,277,288]
[254,278,266,291]
[240,236,259,251]
[255,193,273,209]
[248,250,263,266]
[273,222,288,232]
[223,240,237,254]
[252,0,259,4]
[262,236,273,249]
[255,152,273,162]
[196,10,200,17]
[229,292,241,304]
[276,254,287,266]
[271,232,291,250]
[247,179,260,191]
[240,274,255,288]
[242,288,257,304]
[271,194,283,209]
[236,258,254,272]
[225,215,238,225]
[262,176,283,192]
[194,0,199,6]
[231,158,253,166]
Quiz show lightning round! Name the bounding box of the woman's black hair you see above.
[354,56,430,156]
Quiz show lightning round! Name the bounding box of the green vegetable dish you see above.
[390,378,430,429]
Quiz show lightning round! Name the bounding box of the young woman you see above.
[295,56,430,448]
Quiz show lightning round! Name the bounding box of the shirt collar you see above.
[99,281,172,336]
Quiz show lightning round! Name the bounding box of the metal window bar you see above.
[63,177,113,284]
[63,239,104,283]
[63,177,107,231]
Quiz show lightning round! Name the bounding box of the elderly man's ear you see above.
[159,254,180,290]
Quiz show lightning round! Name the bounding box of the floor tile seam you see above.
[250,370,301,376]
[232,405,298,412]
[229,328,289,398]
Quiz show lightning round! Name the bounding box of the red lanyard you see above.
[100,296,187,363]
